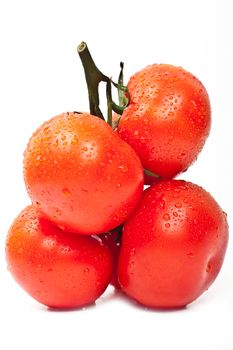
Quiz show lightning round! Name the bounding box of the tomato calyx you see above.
[77,41,130,127]
[111,62,131,129]
[111,81,129,115]
[118,62,127,106]
[111,62,130,114]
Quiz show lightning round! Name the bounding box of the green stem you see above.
[117,62,130,108]
[77,42,130,127]
[144,168,160,179]
[106,80,113,126]
[111,63,130,129]
[77,42,108,120]
[111,80,129,115]
[118,62,124,106]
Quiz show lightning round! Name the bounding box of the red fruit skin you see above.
[117,64,211,180]
[23,112,143,235]
[6,205,114,309]
[118,180,228,308]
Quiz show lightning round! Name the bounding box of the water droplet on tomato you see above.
[165,223,170,228]
[131,248,136,256]
[118,164,128,172]
[129,260,135,268]
[163,213,170,221]
[62,188,71,196]
[54,208,61,218]
[175,203,182,208]
[84,268,89,273]
[187,252,194,257]
[158,199,165,209]
[206,262,212,273]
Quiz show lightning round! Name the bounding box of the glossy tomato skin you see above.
[118,180,228,308]
[117,64,211,180]
[24,112,143,235]
[6,205,114,309]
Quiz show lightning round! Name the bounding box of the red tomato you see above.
[117,64,211,181]
[118,180,228,308]
[6,205,114,309]
[23,112,143,235]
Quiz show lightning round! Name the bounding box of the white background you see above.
[0,0,233,349]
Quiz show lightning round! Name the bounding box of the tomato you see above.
[6,205,114,309]
[100,226,122,288]
[23,112,144,235]
[117,64,211,181]
[118,180,228,308]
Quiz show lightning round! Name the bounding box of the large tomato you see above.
[118,180,228,308]
[6,205,114,309]
[117,64,211,180]
[24,112,143,234]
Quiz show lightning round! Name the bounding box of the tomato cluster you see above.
[6,42,228,310]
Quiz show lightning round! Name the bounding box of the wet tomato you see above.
[6,205,114,309]
[117,64,211,181]
[118,180,228,308]
[24,112,143,235]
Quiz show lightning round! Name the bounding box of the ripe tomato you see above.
[118,180,228,308]
[117,64,211,180]
[24,112,143,235]
[6,205,114,309]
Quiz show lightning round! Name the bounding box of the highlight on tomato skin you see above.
[117,180,229,309]
[117,64,211,182]
[23,112,144,235]
[5,205,114,309]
